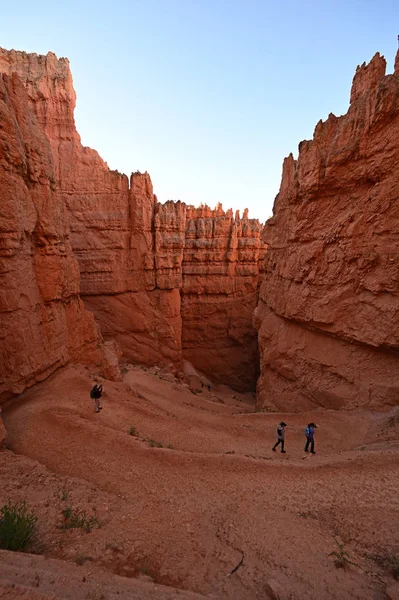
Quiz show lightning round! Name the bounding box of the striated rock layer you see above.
[254,51,399,411]
[0,69,118,403]
[0,48,266,392]
[182,205,266,390]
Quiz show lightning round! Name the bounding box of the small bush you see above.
[75,554,93,565]
[54,488,70,501]
[0,500,37,551]
[140,564,155,580]
[370,552,399,580]
[147,438,163,448]
[61,507,101,533]
[105,541,123,552]
[128,426,139,436]
[329,540,355,570]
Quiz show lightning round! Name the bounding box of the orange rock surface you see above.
[0,48,266,392]
[2,364,399,599]
[182,204,266,390]
[255,51,399,411]
[0,69,117,402]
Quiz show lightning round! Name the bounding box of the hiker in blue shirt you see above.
[272,422,287,453]
[304,422,317,454]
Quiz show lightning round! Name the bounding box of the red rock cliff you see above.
[1,48,266,391]
[77,174,184,371]
[254,51,399,411]
[0,49,184,371]
[182,204,266,390]
[0,70,117,402]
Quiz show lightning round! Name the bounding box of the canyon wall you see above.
[69,173,185,370]
[182,205,266,390]
[0,69,117,402]
[254,51,399,411]
[0,48,266,392]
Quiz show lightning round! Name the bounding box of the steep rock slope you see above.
[255,51,399,411]
[0,48,266,391]
[0,70,115,402]
[0,49,185,370]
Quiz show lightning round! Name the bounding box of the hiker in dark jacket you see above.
[90,383,103,413]
[272,422,287,453]
[304,422,317,454]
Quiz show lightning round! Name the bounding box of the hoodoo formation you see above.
[254,51,399,412]
[0,48,266,398]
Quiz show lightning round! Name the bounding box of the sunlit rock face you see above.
[255,52,399,411]
[1,48,266,392]
[0,65,117,402]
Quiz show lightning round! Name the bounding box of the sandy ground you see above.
[1,364,399,599]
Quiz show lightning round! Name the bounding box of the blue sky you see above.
[1,0,398,221]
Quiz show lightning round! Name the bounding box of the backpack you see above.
[305,427,310,437]
[90,388,95,399]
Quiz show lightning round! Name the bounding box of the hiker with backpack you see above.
[90,383,103,413]
[272,421,287,453]
[304,422,317,454]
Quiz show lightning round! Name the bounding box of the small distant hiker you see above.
[90,383,103,413]
[304,422,317,454]
[272,421,287,453]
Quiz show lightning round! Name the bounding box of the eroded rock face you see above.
[81,197,266,390]
[0,49,185,371]
[70,172,185,369]
[1,48,266,391]
[182,205,266,390]
[254,51,399,411]
[0,71,116,401]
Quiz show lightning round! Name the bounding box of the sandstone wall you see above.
[0,71,116,402]
[0,48,266,391]
[0,49,185,370]
[254,51,399,411]
[182,205,266,390]
[71,174,185,369]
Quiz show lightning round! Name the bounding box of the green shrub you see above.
[329,540,356,570]
[147,438,163,448]
[61,507,101,533]
[128,426,139,436]
[0,500,37,551]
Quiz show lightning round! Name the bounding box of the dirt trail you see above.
[0,548,206,599]
[2,365,399,599]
